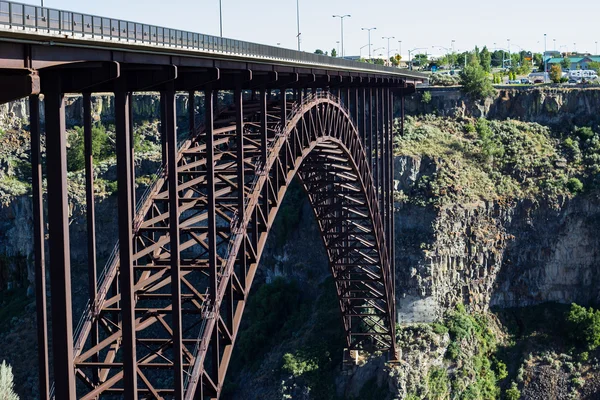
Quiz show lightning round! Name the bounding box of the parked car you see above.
[534,79,544,84]
[508,80,521,84]
[520,78,532,84]
[568,78,580,84]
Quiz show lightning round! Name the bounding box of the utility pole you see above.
[361,27,376,59]
[332,14,351,57]
[296,0,301,51]
[382,36,395,62]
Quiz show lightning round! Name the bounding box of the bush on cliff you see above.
[566,303,600,350]
[459,65,496,100]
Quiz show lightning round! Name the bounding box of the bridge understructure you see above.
[0,2,422,399]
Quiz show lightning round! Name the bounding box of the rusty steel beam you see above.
[44,77,77,399]
[165,82,185,399]
[30,94,49,400]
[114,80,139,399]
[82,92,99,387]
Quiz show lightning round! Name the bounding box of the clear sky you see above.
[18,0,600,59]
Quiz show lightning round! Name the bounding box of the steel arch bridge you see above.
[0,1,425,399]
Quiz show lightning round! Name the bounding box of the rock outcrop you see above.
[406,87,600,126]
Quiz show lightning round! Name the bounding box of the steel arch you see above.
[70,92,396,399]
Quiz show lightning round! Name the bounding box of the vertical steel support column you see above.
[389,88,396,302]
[189,90,196,135]
[368,87,373,175]
[115,84,138,399]
[383,87,390,260]
[205,88,220,381]
[380,87,386,227]
[260,88,269,228]
[345,86,351,111]
[128,93,136,214]
[30,95,49,400]
[44,82,76,400]
[83,92,99,385]
[235,87,247,279]
[354,87,359,126]
[361,87,366,147]
[280,88,287,172]
[374,87,380,200]
[160,91,168,166]
[165,84,184,399]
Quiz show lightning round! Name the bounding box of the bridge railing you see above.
[0,0,421,78]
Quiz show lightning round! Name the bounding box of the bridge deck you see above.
[0,0,426,80]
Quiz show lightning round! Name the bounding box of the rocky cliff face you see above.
[406,87,600,126]
[394,153,600,321]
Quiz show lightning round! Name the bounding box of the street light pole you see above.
[296,0,301,51]
[596,41,598,55]
[333,14,351,58]
[359,44,369,58]
[382,36,395,61]
[544,33,547,82]
[219,0,223,37]
[507,39,511,68]
[361,27,376,59]
[398,40,402,62]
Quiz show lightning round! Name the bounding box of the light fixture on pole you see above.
[382,36,395,60]
[332,14,351,57]
[361,27,376,59]
[451,40,455,53]
[296,0,301,51]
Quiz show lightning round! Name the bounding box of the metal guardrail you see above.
[0,0,426,80]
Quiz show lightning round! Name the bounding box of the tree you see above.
[314,49,324,55]
[467,51,480,67]
[533,53,543,66]
[587,61,600,73]
[550,64,562,83]
[561,57,571,69]
[389,56,399,67]
[413,53,428,66]
[480,46,492,72]
[331,48,337,57]
[459,64,495,100]
[0,361,19,400]
[491,50,504,67]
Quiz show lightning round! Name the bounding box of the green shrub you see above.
[505,382,521,400]
[495,359,508,380]
[281,352,318,377]
[422,91,432,104]
[566,177,584,194]
[576,126,595,142]
[427,368,450,400]
[67,124,113,171]
[566,303,600,350]
[580,351,589,362]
